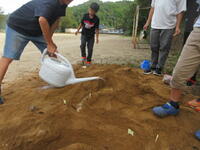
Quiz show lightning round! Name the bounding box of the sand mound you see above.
[0,65,199,150]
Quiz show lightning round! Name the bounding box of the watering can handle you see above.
[41,49,48,64]
[41,49,75,78]
[41,49,71,66]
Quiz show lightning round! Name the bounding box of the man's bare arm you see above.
[173,12,184,36]
[143,7,154,30]
[50,18,60,37]
[39,16,57,54]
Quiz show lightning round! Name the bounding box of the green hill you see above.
[60,0,135,34]
[60,0,151,35]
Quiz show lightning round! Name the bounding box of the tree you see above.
[0,7,6,30]
[59,8,77,32]
[58,0,151,35]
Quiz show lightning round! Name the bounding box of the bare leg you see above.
[170,88,182,102]
[0,57,13,95]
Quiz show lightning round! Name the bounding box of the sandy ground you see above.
[0,65,199,150]
[0,33,150,83]
[0,33,199,150]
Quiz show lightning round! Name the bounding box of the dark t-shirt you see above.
[7,0,67,37]
[81,13,100,38]
[185,0,200,32]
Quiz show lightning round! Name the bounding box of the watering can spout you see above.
[65,77,101,85]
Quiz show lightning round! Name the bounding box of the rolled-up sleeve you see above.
[176,0,187,14]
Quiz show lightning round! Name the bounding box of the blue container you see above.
[141,60,151,71]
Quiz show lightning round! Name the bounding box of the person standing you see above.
[184,0,200,86]
[143,0,186,75]
[75,3,100,66]
[0,0,73,104]
[152,10,200,140]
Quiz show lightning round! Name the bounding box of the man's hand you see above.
[173,12,184,37]
[75,31,79,36]
[47,42,57,56]
[143,23,149,31]
[173,27,181,36]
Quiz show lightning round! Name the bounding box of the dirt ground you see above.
[0,34,200,150]
[0,65,199,150]
[0,33,150,83]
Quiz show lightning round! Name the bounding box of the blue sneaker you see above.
[195,130,200,140]
[152,102,179,117]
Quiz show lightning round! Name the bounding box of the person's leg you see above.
[0,26,29,100]
[184,31,198,86]
[153,28,200,117]
[80,35,87,60]
[86,37,95,63]
[0,58,13,93]
[155,29,174,75]
[170,29,200,101]
[150,28,160,69]
[31,36,47,53]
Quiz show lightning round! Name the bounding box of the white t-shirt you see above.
[194,16,200,27]
[151,0,186,29]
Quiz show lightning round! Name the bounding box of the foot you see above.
[143,68,155,75]
[143,69,152,75]
[152,102,179,117]
[86,61,92,67]
[188,98,200,108]
[0,86,3,104]
[0,96,4,104]
[153,68,162,76]
[81,57,86,65]
[195,130,200,140]
[195,107,200,112]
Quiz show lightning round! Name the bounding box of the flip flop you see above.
[195,107,200,112]
[188,99,200,108]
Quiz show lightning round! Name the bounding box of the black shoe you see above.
[144,68,156,75]
[153,68,162,76]
[0,96,4,104]
[144,69,152,75]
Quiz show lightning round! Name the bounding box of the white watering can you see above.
[39,49,101,87]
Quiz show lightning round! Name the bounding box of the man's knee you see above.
[80,43,86,49]
[0,57,13,65]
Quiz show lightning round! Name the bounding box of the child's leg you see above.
[150,29,160,69]
[87,37,95,62]
[80,35,87,59]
